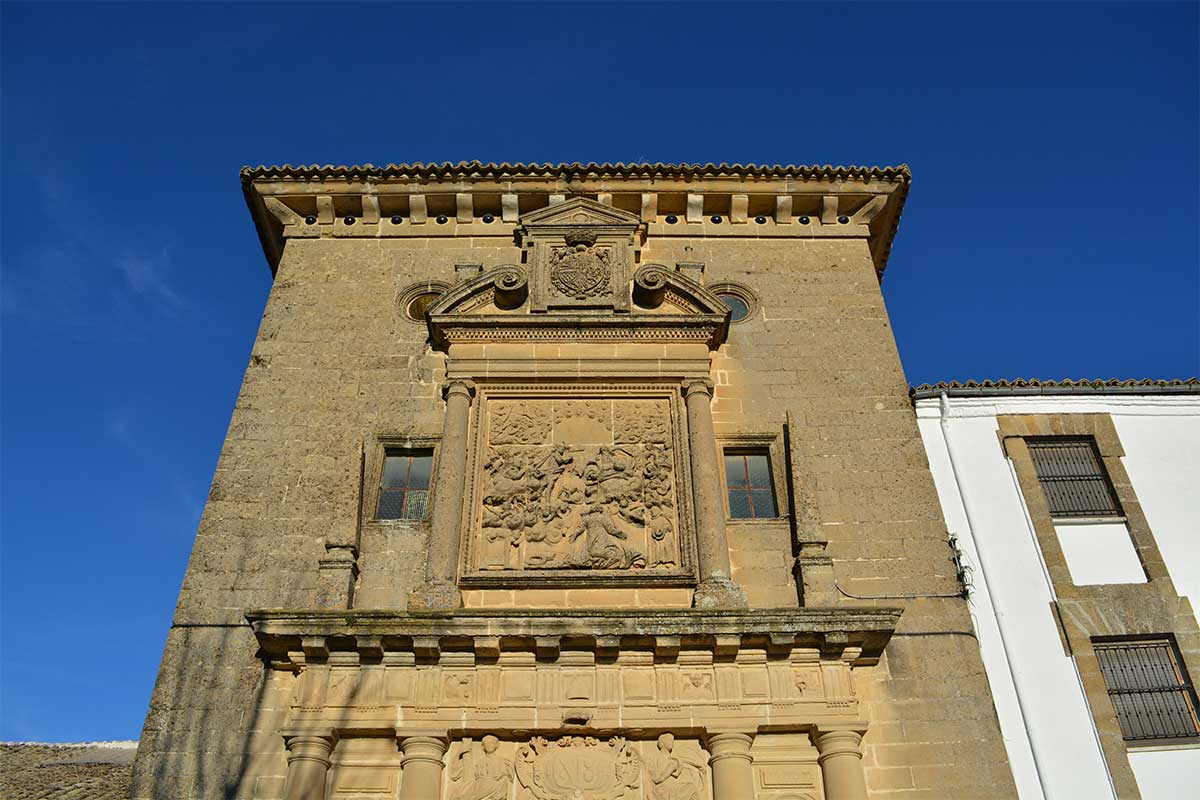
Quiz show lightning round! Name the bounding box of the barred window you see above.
[1027,437,1122,518]
[724,450,778,519]
[1095,638,1200,742]
[377,450,433,520]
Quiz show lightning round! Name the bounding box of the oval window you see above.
[405,291,441,322]
[718,293,750,322]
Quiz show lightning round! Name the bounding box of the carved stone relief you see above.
[645,733,708,800]
[448,735,513,800]
[468,395,684,577]
[549,229,614,300]
[445,735,712,800]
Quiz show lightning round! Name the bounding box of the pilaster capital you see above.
[443,379,476,402]
[681,378,715,400]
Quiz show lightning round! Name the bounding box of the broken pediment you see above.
[425,263,731,351]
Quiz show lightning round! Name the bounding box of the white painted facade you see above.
[913,390,1200,800]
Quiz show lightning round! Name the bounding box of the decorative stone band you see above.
[246,607,901,667]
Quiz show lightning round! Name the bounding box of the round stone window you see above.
[708,283,759,324]
[398,281,451,323]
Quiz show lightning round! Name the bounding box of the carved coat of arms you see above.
[515,736,641,800]
[549,230,613,299]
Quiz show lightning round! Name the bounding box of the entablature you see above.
[247,607,901,668]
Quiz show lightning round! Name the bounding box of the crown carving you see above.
[563,229,598,247]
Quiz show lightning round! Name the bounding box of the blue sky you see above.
[1,1,1196,742]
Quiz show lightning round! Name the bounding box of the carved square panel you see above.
[461,386,696,587]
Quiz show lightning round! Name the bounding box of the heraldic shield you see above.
[515,736,642,800]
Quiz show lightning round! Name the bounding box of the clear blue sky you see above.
[2,1,1197,742]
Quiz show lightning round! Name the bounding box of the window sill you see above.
[726,517,790,526]
[1051,515,1127,526]
[1125,738,1200,752]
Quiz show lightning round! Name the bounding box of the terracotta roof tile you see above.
[239,161,912,184]
[0,743,135,800]
[910,378,1200,399]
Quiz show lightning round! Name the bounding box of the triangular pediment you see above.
[518,197,642,229]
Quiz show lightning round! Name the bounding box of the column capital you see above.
[705,731,755,765]
[443,379,476,401]
[812,724,867,762]
[398,734,449,767]
[681,378,715,399]
[282,731,338,766]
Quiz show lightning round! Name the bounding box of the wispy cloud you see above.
[2,171,188,337]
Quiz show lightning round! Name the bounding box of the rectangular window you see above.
[1027,437,1122,518]
[377,450,433,520]
[723,450,778,519]
[1095,638,1200,742]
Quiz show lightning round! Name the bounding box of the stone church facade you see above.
[131,163,1018,799]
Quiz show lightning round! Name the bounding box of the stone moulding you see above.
[245,607,902,667]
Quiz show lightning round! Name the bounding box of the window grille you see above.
[377,450,433,520]
[1027,437,1122,518]
[1094,638,1200,742]
[723,450,778,519]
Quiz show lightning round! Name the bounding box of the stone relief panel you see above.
[444,735,712,800]
[463,392,693,583]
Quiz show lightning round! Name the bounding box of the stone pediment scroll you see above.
[460,386,697,587]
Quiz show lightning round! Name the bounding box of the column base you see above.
[692,577,749,609]
[407,580,463,610]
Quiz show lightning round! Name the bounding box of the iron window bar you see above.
[1095,639,1200,742]
[1027,437,1123,518]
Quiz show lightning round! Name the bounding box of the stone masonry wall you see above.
[131,230,1017,798]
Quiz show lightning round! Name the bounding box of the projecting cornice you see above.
[241,161,911,278]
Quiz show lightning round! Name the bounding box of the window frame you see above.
[1026,435,1124,521]
[716,432,787,523]
[364,434,440,524]
[1093,636,1200,746]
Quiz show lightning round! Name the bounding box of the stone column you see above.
[683,379,748,608]
[409,379,474,610]
[813,726,869,800]
[281,733,337,800]
[397,735,448,800]
[707,732,755,798]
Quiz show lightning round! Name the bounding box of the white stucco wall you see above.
[1054,521,1147,586]
[915,392,1200,800]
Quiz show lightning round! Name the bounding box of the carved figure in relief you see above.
[549,230,613,300]
[515,735,641,800]
[571,503,646,569]
[449,735,513,800]
[680,673,713,700]
[645,734,707,800]
[648,504,677,568]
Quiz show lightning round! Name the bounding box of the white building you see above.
[914,379,1200,800]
